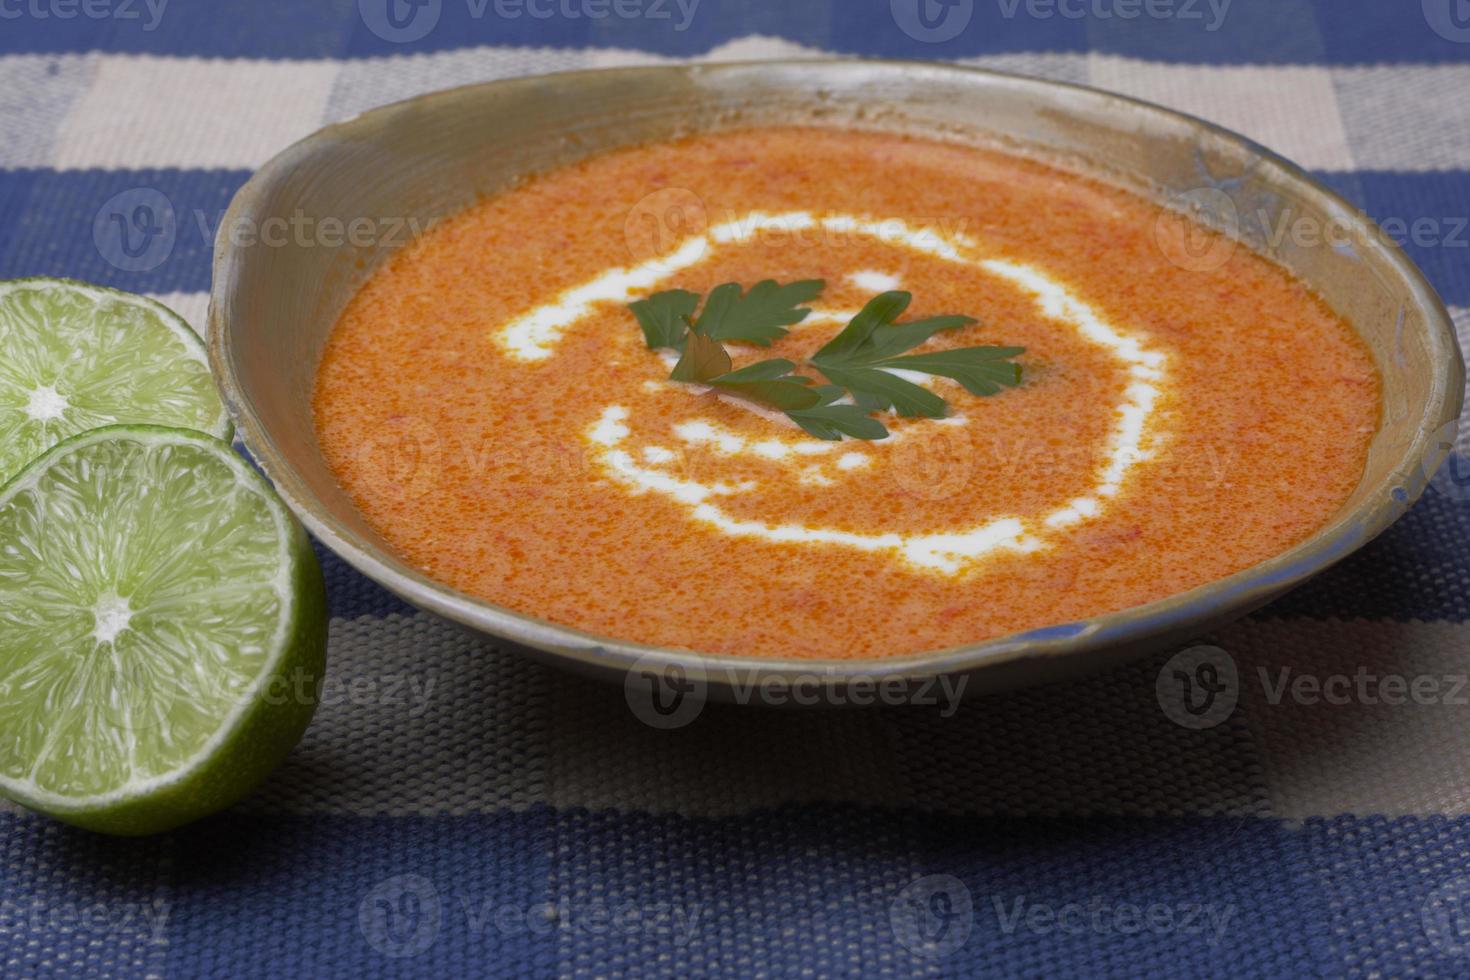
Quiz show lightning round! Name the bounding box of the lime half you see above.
[0,426,326,834]
[0,279,230,486]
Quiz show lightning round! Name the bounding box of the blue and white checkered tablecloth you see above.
[5,1,1470,976]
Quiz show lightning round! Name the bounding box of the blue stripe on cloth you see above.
[1299,813,1470,977]
[0,816,173,977]
[546,806,1322,976]
[2,167,1465,309]
[4,807,1470,975]
[1080,0,1329,65]
[1316,0,1470,66]
[0,168,248,294]
[165,810,560,978]
[1313,170,1470,308]
[0,0,359,59]
[0,0,1462,66]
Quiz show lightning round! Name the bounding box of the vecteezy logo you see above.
[1430,450,1470,503]
[93,187,176,273]
[1422,417,1470,502]
[623,655,707,730]
[1422,876,1470,956]
[624,187,709,265]
[1156,645,1239,730]
[890,424,973,501]
[890,874,974,958]
[359,874,442,958]
[359,0,441,43]
[890,0,973,43]
[1424,0,1470,43]
[1154,187,1241,274]
[351,416,444,504]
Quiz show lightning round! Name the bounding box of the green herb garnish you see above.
[669,330,734,383]
[629,288,699,350]
[629,281,1024,440]
[787,385,891,441]
[810,291,1024,418]
[631,279,823,351]
[692,279,824,346]
[701,359,825,412]
[672,338,823,411]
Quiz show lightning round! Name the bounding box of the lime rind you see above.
[0,425,325,834]
[0,278,232,487]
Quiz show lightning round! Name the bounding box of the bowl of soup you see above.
[208,61,1462,698]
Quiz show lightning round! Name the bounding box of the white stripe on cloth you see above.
[7,41,1460,172]
[322,35,1090,125]
[147,291,210,337]
[1086,54,1357,171]
[1232,618,1470,820]
[1333,65,1470,173]
[0,556,1465,823]
[51,55,339,171]
[225,613,1268,818]
[0,54,97,168]
[219,613,1470,820]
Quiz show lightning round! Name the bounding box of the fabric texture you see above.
[3,2,1470,976]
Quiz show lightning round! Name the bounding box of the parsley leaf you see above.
[692,279,824,346]
[878,346,1025,396]
[810,291,1023,416]
[630,289,699,351]
[707,358,821,412]
[627,281,1024,443]
[815,365,948,418]
[787,385,890,441]
[669,330,731,382]
[809,291,914,361]
[670,340,823,412]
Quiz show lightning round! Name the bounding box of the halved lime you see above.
[0,425,326,834]
[0,278,230,486]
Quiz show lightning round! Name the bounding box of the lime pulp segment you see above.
[0,279,231,486]
[0,426,324,826]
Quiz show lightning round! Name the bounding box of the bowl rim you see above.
[208,58,1465,687]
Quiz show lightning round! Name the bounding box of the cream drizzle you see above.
[495,211,1169,575]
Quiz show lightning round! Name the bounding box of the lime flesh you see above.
[0,426,325,834]
[0,279,230,487]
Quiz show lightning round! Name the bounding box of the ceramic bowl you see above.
[208,61,1464,700]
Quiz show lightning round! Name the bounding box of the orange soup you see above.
[314,128,1379,659]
